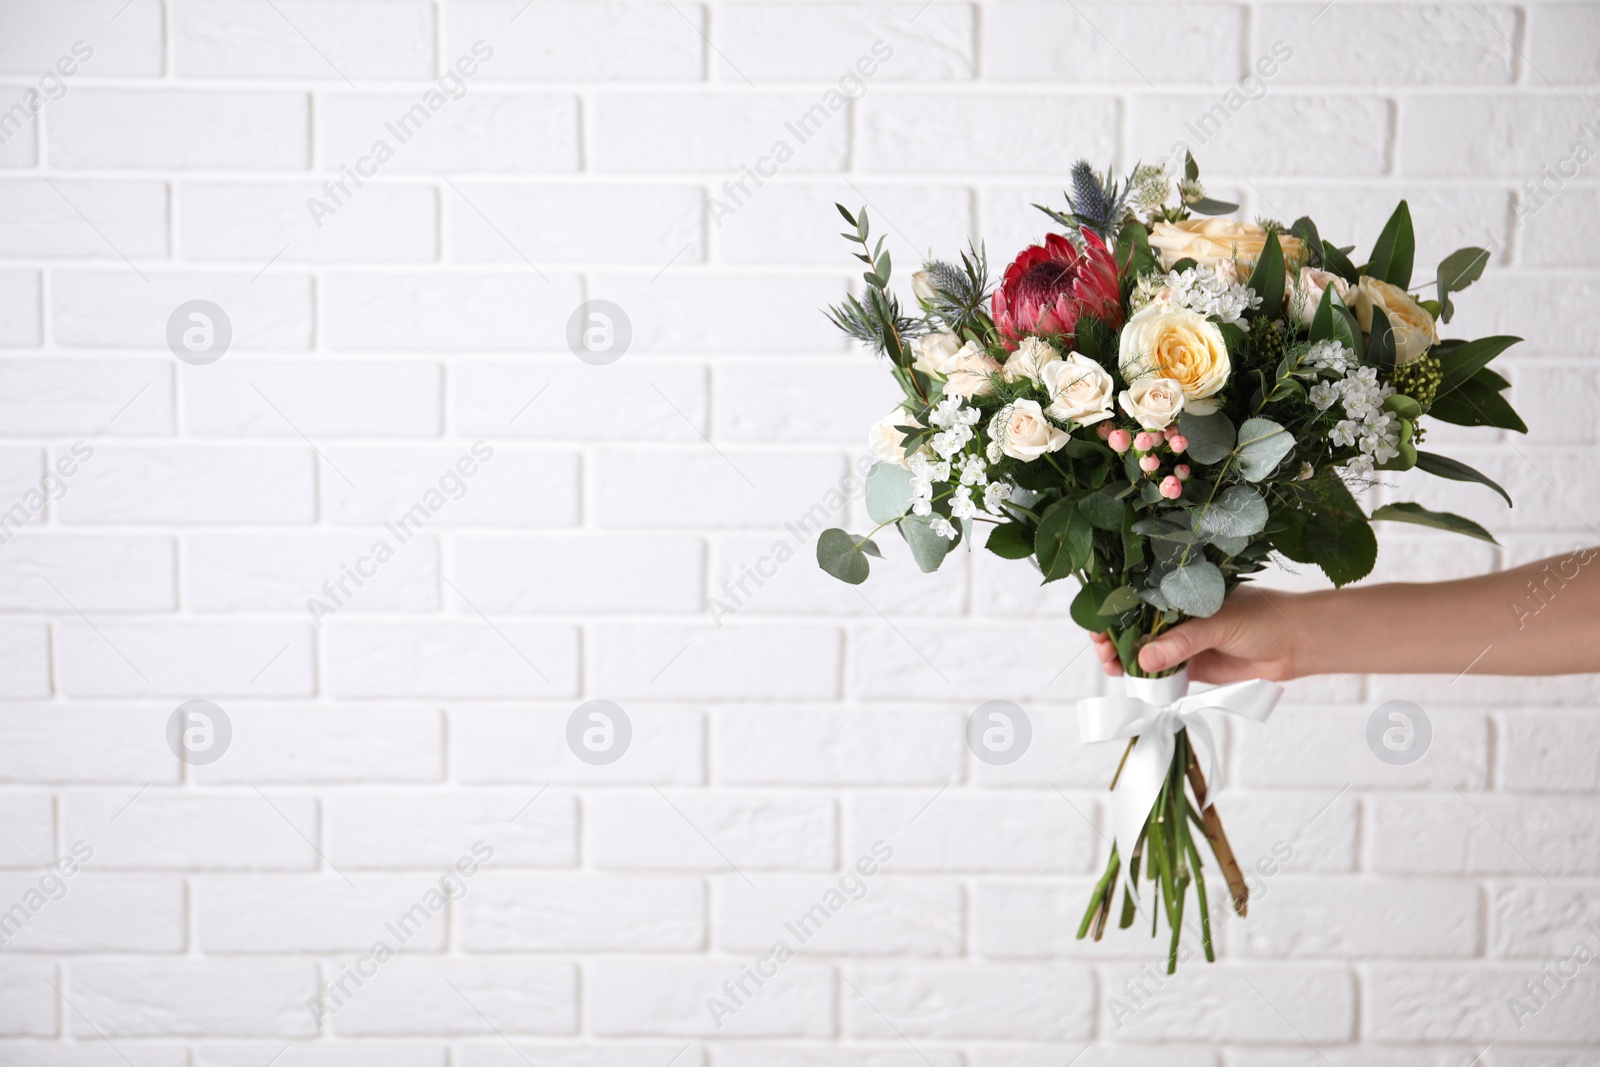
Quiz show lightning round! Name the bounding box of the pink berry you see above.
[1175,464,1192,481]
[1096,422,1113,440]
[1168,434,1188,454]
[1108,429,1132,453]
[1159,475,1183,499]
[1134,431,1157,452]
[1139,455,1161,473]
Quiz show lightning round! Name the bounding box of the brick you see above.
[448,535,703,614]
[0,0,163,75]
[1233,878,1481,958]
[0,360,172,435]
[51,91,309,169]
[179,182,439,263]
[446,184,703,265]
[1260,4,1516,85]
[0,875,185,952]
[62,793,319,871]
[587,274,846,353]
[0,795,54,867]
[719,1050,959,1067]
[714,710,962,785]
[1234,707,1490,790]
[61,444,311,526]
[70,961,318,1037]
[52,271,314,350]
[447,1,704,81]
[0,535,174,612]
[844,962,1092,1040]
[459,875,705,951]
[322,273,582,352]
[848,793,1098,873]
[845,622,1101,701]
[320,447,579,527]
[1104,963,1353,1042]
[0,180,168,258]
[585,792,836,871]
[1212,792,1359,873]
[185,534,439,615]
[452,708,705,785]
[197,875,447,953]
[183,361,442,437]
[589,624,842,701]
[55,621,315,697]
[0,960,59,1035]
[197,1047,441,1067]
[0,624,50,698]
[1500,714,1600,792]
[1370,794,1600,875]
[453,362,710,442]
[1366,964,1600,1042]
[458,1048,697,1067]
[985,3,1243,83]
[0,271,40,346]
[1508,361,1600,445]
[318,94,579,173]
[714,875,962,955]
[587,960,835,1037]
[325,793,576,868]
[975,1050,1213,1067]
[596,450,847,528]
[0,121,36,168]
[328,961,576,1037]
[1529,4,1600,83]
[971,880,1095,959]
[715,183,972,265]
[191,709,444,784]
[1403,94,1600,176]
[0,709,173,784]
[719,4,972,81]
[593,92,850,173]
[713,360,903,441]
[325,623,580,699]
[0,1045,188,1067]
[861,93,1117,173]
[1379,444,1589,532]
[1491,885,1600,958]
[175,0,435,79]
[708,530,969,619]
[0,447,44,528]
[1133,94,1391,177]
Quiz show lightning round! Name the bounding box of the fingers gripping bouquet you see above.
[817,155,1526,971]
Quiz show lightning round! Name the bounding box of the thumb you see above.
[1139,616,1221,673]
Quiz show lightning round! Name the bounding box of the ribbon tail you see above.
[1109,729,1175,907]
[1179,713,1223,812]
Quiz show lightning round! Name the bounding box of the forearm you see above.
[1282,549,1600,677]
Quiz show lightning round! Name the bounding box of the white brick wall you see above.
[0,0,1598,1062]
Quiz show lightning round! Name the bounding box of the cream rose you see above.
[1041,353,1115,426]
[910,329,963,375]
[1000,336,1061,384]
[990,399,1069,462]
[913,330,1001,398]
[868,410,920,468]
[1350,275,1438,365]
[911,270,938,303]
[1286,266,1350,329]
[1147,218,1306,271]
[1118,377,1186,431]
[1117,304,1230,415]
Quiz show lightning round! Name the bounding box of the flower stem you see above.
[1184,744,1250,916]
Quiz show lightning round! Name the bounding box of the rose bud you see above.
[1159,475,1183,499]
[1108,429,1132,453]
[1139,455,1161,473]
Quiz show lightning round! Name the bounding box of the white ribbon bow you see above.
[1077,669,1282,901]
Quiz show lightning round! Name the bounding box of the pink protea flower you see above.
[991,228,1123,351]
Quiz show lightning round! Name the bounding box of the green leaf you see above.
[1196,485,1269,540]
[836,203,857,226]
[900,514,960,572]
[1308,282,1359,354]
[817,528,874,584]
[864,461,914,524]
[1177,410,1235,464]
[1078,489,1128,532]
[1035,500,1094,582]
[1247,230,1286,317]
[1117,220,1159,277]
[985,521,1035,559]
[1414,451,1512,507]
[1321,239,1359,285]
[1372,502,1497,544]
[1234,417,1293,481]
[1188,196,1239,216]
[1427,372,1528,432]
[1368,304,1396,374]
[1291,216,1323,268]
[1160,561,1226,618]
[1436,246,1490,324]
[1436,335,1521,397]
[1383,393,1423,420]
[1070,580,1113,631]
[1303,509,1377,587]
[1098,585,1144,617]
[1185,151,1200,181]
[1368,200,1415,289]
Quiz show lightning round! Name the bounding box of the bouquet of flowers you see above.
[816,155,1525,971]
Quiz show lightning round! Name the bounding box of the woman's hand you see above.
[1090,586,1313,683]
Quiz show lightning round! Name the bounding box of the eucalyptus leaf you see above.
[1436,245,1489,324]
[864,461,914,524]
[1196,484,1269,539]
[1210,534,1250,556]
[1188,196,1239,216]
[1234,417,1293,481]
[816,528,874,584]
[1099,585,1144,617]
[1160,561,1226,618]
[900,514,960,572]
[1177,410,1236,465]
[1139,586,1172,611]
